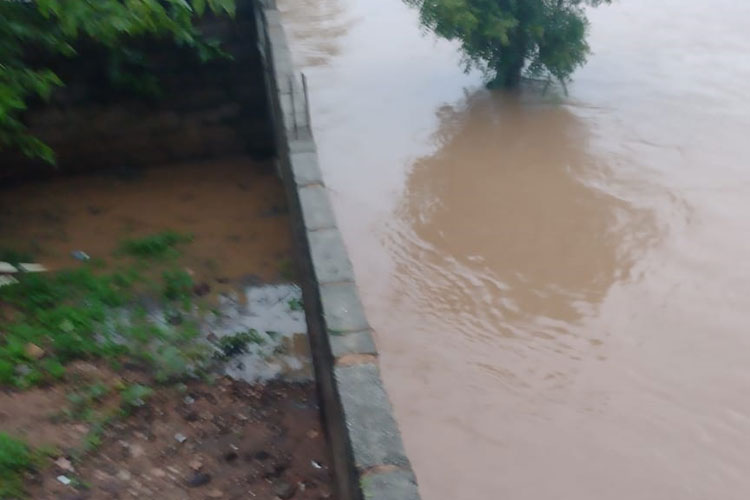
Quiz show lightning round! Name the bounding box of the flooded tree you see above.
[0,0,235,162]
[405,0,611,88]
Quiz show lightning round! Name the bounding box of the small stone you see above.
[189,459,203,471]
[167,313,183,326]
[94,470,111,481]
[117,470,132,481]
[55,457,74,472]
[306,430,319,439]
[310,460,323,470]
[0,275,19,287]
[57,475,72,486]
[207,490,223,498]
[71,251,90,262]
[182,410,199,422]
[151,468,166,478]
[14,364,31,376]
[18,263,47,273]
[0,262,18,273]
[25,343,45,360]
[193,283,211,296]
[129,444,145,458]
[186,472,212,488]
[174,433,188,444]
[272,480,296,500]
[183,396,195,405]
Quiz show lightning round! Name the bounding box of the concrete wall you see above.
[1,1,273,182]
[256,2,422,499]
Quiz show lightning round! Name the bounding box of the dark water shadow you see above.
[386,88,658,346]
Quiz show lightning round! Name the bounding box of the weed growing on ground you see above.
[118,231,193,259]
[0,230,291,498]
[216,329,265,358]
[162,269,193,303]
[120,384,153,411]
[0,232,208,389]
[0,433,33,498]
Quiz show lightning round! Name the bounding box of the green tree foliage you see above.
[0,0,236,162]
[405,0,610,88]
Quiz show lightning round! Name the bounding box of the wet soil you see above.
[0,157,334,499]
[22,376,334,500]
[0,157,296,296]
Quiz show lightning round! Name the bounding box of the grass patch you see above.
[0,433,33,499]
[0,232,209,389]
[0,231,255,497]
[288,297,303,312]
[215,329,265,358]
[119,231,193,259]
[162,269,193,303]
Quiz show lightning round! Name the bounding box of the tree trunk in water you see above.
[501,62,524,88]
[493,32,526,88]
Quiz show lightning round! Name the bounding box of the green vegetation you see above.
[0,230,279,497]
[119,231,193,259]
[162,269,194,302]
[288,297,303,312]
[0,0,236,162]
[216,329,265,358]
[0,231,203,388]
[405,0,611,88]
[120,383,153,410]
[0,433,33,498]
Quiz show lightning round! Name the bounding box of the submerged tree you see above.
[405,0,611,88]
[0,0,235,162]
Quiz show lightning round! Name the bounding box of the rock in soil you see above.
[272,479,297,499]
[25,380,335,499]
[54,457,74,473]
[186,472,212,488]
[25,343,45,360]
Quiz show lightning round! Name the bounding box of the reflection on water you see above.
[279,0,750,498]
[394,90,656,339]
[277,0,352,68]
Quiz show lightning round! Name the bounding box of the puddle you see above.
[206,284,312,382]
[0,157,313,383]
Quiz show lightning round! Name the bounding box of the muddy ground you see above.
[0,158,335,499]
[16,374,334,499]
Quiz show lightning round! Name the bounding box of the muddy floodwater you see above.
[278,0,750,498]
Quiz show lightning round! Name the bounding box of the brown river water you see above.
[277,1,750,498]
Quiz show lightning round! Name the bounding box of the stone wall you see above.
[1,1,273,182]
[256,2,422,499]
